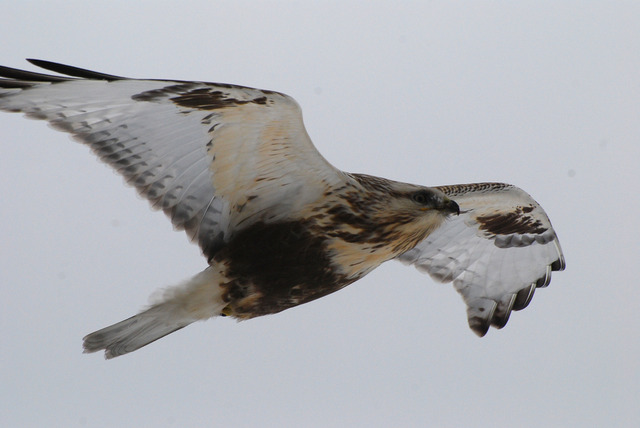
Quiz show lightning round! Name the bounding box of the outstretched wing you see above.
[397,183,565,336]
[0,60,341,259]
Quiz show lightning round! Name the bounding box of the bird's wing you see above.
[397,182,565,336]
[0,60,342,259]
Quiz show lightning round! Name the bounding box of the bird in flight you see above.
[0,60,565,359]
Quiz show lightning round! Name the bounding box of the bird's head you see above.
[380,182,460,253]
[388,181,458,222]
[338,174,460,254]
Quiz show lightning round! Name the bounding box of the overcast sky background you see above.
[1,2,638,427]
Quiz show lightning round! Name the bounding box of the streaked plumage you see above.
[0,60,565,358]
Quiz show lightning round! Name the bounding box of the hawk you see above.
[0,60,565,359]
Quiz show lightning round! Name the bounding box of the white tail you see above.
[83,267,225,359]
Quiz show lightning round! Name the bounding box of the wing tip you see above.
[535,265,553,288]
[470,323,490,337]
[551,256,566,272]
[26,58,125,81]
[512,284,536,311]
[466,299,496,337]
[490,294,517,329]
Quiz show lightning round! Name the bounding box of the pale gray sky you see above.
[1,2,638,427]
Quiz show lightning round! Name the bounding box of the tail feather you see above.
[83,307,192,359]
[83,267,225,359]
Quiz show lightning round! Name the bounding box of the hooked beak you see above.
[442,197,460,215]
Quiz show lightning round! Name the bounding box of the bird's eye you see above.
[412,191,432,205]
